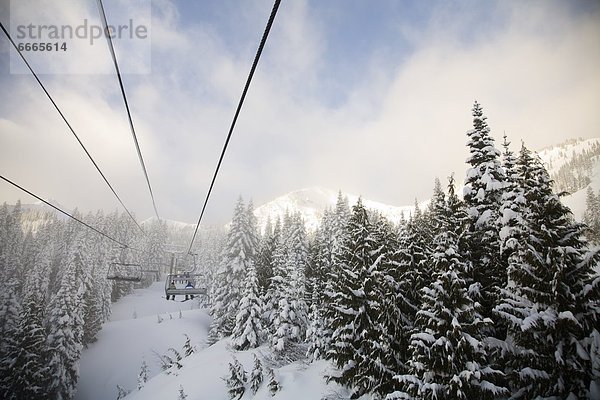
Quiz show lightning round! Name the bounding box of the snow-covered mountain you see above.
[253,187,425,233]
[6,137,599,237]
[537,137,600,220]
[538,137,600,176]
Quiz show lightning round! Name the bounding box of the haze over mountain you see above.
[9,137,600,232]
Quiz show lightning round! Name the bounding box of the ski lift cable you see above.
[96,0,161,221]
[187,0,282,255]
[0,174,140,251]
[0,20,145,235]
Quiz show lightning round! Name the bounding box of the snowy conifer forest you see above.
[1,102,599,399]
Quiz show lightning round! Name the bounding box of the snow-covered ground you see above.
[75,281,209,400]
[126,342,349,400]
[76,281,356,400]
[562,159,600,220]
[538,137,600,176]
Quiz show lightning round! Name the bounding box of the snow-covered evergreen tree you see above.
[7,288,50,400]
[393,178,507,400]
[208,197,258,344]
[178,385,188,400]
[356,215,403,397]
[326,198,398,397]
[269,213,309,353]
[231,262,264,350]
[3,251,52,400]
[225,356,247,400]
[0,202,24,293]
[584,187,600,244]
[305,279,327,362]
[46,236,85,400]
[462,101,506,328]
[256,217,277,294]
[495,144,600,399]
[0,281,22,399]
[267,367,280,395]
[250,354,264,394]
[137,360,149,390]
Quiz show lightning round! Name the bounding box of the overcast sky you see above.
[0,0,599,225]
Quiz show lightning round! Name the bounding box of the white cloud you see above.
[1,0,598,224]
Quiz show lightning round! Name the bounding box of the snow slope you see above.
[537,137,600,176]
[561,160,600,221]
[76,281,363,400]
[125,342,355,400]
[75,282,209,400]
[536,137,600,220]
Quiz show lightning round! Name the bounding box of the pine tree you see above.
[269,213,309,353]
[462,101,506,329]
[5,286,50,399]
[495,145,600,399]
[225,357,247,400]
[209,197,258,343]
[310,195,350,354]
[0,202,24,292]
[388,199,435,383]
[267,367,280,396]
[46,244,85,400]
[250,354,264,394]
[137,360,149,390]
[306,279,327,362]
[394,178,507,400]
[116,385,130,399]
[231,262,264,350]
[584,187,600,244]
[355,216,403,397]
[178,385,188,400]
[0,282,22,399]
[326,198,391,397]
[182,334,195,357]
[256,217,277,294]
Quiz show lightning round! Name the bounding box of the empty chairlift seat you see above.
[107,263,143,282]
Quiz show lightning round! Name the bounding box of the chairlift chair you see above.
[107,262,143,282]
[164,273,206,299]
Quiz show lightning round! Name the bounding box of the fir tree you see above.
[231,263,264,350]
[137,360,149,390]
[389,199,435,381]
[0,282,21,399]
[225,356,247,400]
[256,217,277,294]
[178,385,188,400]
[495,145,600,399]
[269,213,309,353]
[46,249,85,400]
[209,197,258,343]
[584,187,600,244]
[116,385,130,399]
[0,202,24,292]
[326,198,395,397]
[250,354,264,394]
[354,216,403,397]
[305,279,327,362]
[182,334,195,357]
[462,101,506,329]
[5,286,50,400]
[267,367,280,396]
[394,177,507,399]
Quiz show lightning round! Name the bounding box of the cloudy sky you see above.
[0,0,599,225]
